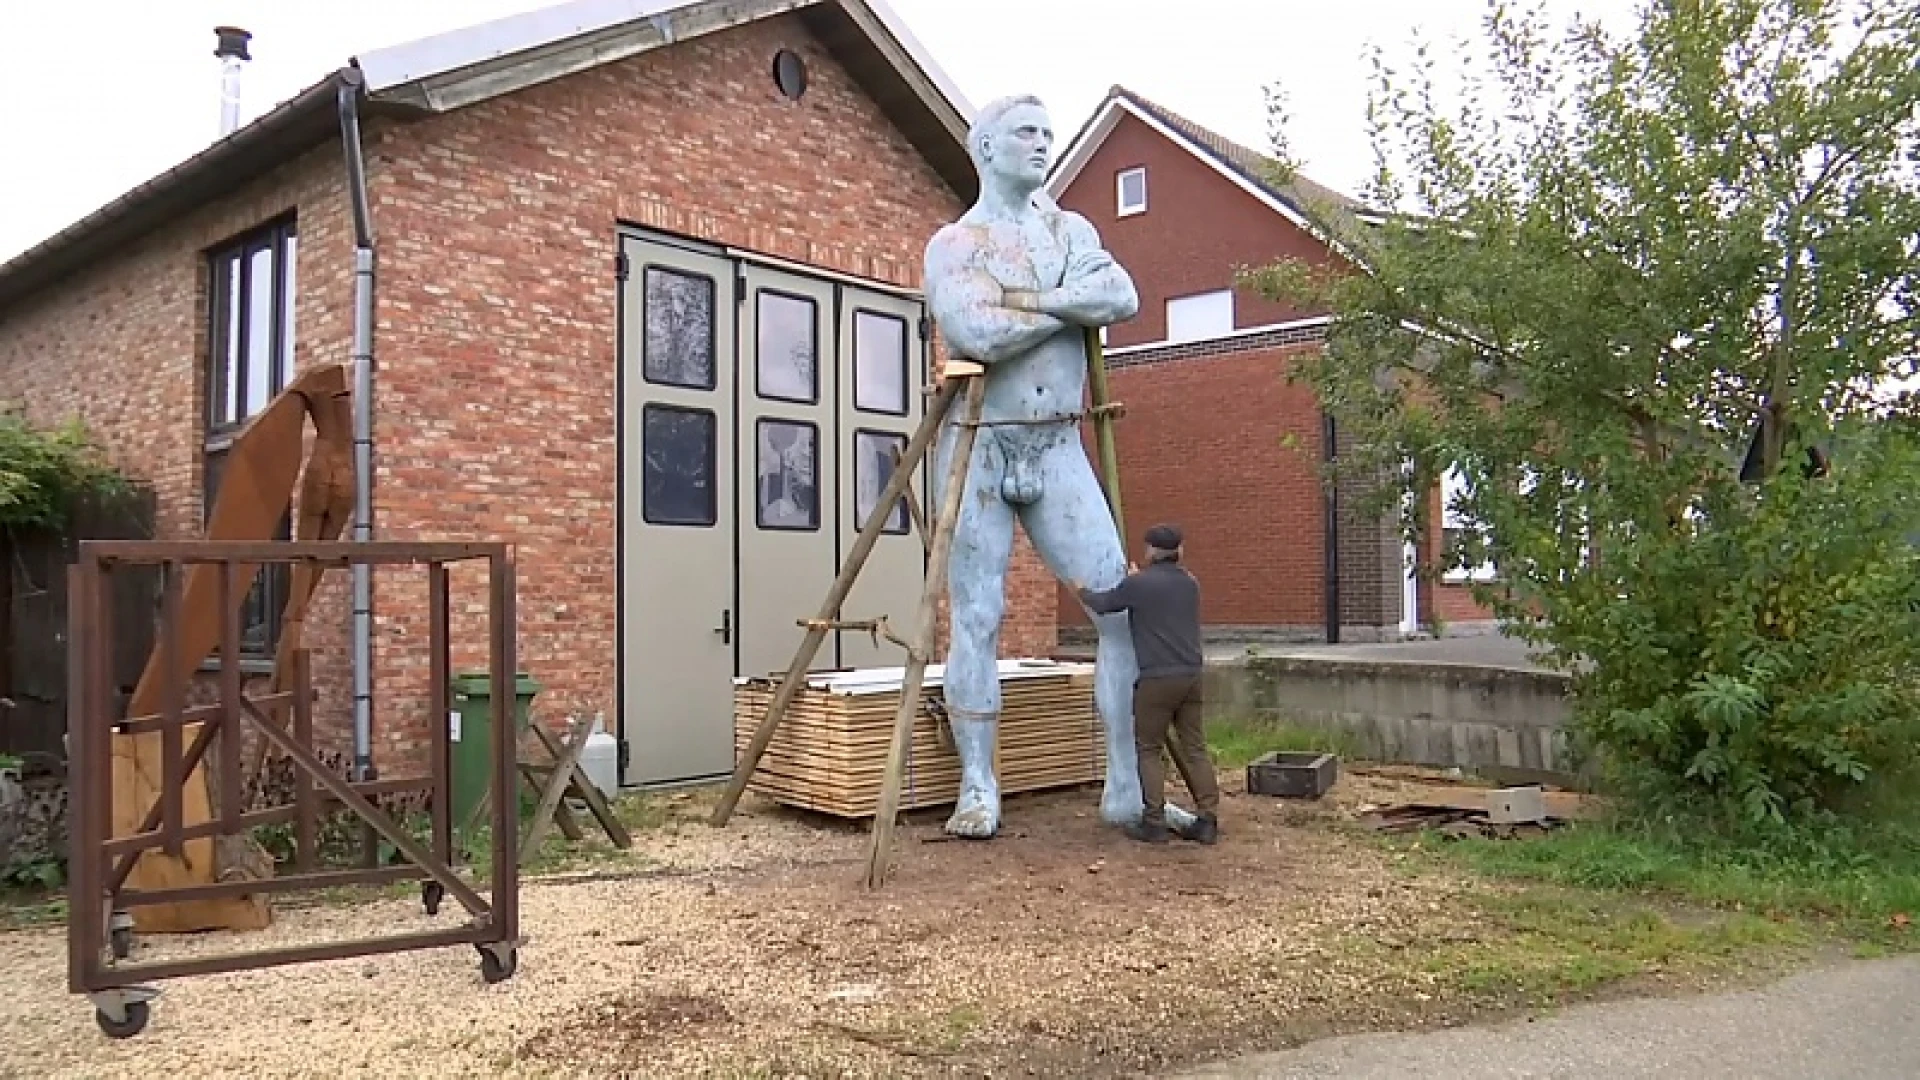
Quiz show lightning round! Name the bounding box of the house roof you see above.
[1046,85,1381,260]
[0,0,975,314]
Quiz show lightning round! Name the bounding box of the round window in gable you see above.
[772,49,808,101]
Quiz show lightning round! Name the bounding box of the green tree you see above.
[1251,0,1920,829]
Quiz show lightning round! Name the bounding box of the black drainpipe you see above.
[1322,410,1341,644]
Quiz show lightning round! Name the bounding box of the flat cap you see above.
[1144,523,1183,550]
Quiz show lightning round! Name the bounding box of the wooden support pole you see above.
[527,721,631,850]
[518,717,590,865]
[863,373,989,890]
[1084,328,1206,806]
[1085,329,1127,544]
[890,444,931,549]
[710,375,969,828]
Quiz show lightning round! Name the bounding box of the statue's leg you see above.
[933,417,1015,839]
[1020,445,1199,832]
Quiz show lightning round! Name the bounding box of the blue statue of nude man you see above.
[924,94,1200,840]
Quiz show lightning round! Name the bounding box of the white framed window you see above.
[1440,464,1498,583]
[1165,289,1234,343]
[1116,166,1147,216]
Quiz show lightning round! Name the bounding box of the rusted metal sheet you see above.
[112,364,354,935]
[67,541,520,1039]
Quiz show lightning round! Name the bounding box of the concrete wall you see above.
[1204,654,1573,772]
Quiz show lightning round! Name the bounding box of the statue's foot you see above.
[1099,777,1144,826]
[944,783,1000,839]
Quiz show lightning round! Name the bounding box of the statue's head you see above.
[968,94,1053,196]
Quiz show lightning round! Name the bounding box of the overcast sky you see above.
[0,0,1640,264]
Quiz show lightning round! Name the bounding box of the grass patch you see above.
[1204,715,1360,770]
[0,892,66,930]
[1410,818,1920,948]
[467,789,674,879]
[1412,886,1807,1007]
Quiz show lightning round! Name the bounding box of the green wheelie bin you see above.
[448,671,541,833]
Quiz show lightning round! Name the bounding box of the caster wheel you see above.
[478,946,518,985]
[422,881,444,916]
[110,927,132,961]
[95,1001,149,1040]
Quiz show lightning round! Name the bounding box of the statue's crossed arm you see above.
[1015,212,1141,328]
[924,225,1069,365]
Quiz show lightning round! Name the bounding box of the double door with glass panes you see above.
[618,231,928,788]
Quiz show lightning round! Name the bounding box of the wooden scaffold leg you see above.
[708,372,972,829]
[863,368,987,889]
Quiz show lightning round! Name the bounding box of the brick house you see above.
[1048,86,1496,646]
[0,0,1062,790]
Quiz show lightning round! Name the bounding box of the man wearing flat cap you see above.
[1075,524,1221,845]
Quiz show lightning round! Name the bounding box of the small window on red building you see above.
[1116,166,1147,216]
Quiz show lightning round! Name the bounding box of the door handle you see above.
[713,609,731,645]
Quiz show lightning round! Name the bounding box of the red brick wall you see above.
[1057,340,1330,634]
[1057,111,1339,349]
[1047,330,1493,640]
[0,12,1056,769]
[0,144,359,752]
[363,13,1054,759]
[1049,110,1481,641]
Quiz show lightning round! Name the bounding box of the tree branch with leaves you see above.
[1250,0,1920,828]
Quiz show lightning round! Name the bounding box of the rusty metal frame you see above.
[66,541,519,1029]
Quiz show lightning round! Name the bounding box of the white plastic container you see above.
[578,712,619,800]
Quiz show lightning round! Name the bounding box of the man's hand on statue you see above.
[1127,562,1139,574]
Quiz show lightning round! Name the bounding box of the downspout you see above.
[1322,411,1341,644]
[337,67,378,781]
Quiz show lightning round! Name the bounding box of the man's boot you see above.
[1125,816,1171,844]
[1177,812,1219,846]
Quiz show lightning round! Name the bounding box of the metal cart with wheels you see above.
[67,541,523,1038]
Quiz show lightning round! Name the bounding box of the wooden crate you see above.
[1246,751,1340,799]
[733,658,1107,818]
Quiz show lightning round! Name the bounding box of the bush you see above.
[1563,426,1920,828]
[1249,0,1920,834]
[0,410,129,531]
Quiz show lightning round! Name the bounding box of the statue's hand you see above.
[1000,288,1041,313]
[1063,249,1115,281]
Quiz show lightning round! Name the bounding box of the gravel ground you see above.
[0,777,1483,1079]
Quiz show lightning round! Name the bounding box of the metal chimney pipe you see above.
[214,26,253,136]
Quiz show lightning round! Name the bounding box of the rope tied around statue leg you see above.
[945,402,1126,428]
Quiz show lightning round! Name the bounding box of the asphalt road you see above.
[1166,956,1920,1080]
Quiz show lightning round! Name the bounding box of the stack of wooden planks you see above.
[732,658,1107,818]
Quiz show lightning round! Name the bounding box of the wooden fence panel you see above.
[1,490,157,764]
